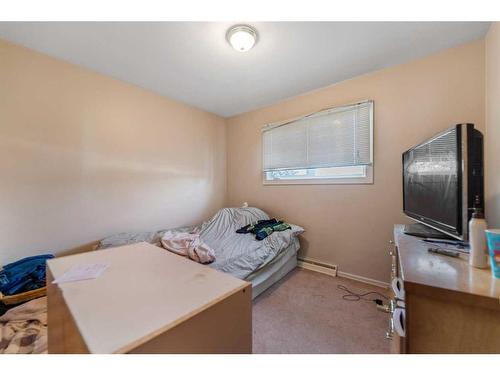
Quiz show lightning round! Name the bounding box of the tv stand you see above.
[403,222,453,240]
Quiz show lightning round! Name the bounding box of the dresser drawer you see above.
[387,239,406,353]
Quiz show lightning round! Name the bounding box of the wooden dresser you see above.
[387,225,500,353]
[47,242,252,354]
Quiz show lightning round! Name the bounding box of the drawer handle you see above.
[391,277,405,300]
[393,308,406,337]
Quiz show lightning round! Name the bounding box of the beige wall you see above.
[0,39,226,264]
[486,23,500,228]
[226,40,485,282]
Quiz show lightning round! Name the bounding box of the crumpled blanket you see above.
[0,297,47,354]
[161,231,216,264]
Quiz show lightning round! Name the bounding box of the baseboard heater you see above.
[297,257,338,277]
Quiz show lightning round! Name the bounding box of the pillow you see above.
[289,224,305,236]
[97,231,162,250]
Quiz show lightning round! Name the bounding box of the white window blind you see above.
[262,101,373,171]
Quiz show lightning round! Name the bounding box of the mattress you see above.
[246,236,299,298]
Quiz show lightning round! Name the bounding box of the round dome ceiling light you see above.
[226,25,258,52]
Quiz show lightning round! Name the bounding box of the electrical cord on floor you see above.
[337,284,389,304]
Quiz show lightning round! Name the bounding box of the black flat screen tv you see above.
[402,123,484,241]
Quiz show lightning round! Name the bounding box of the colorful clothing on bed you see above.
[236,218,292,241]
[0,297,47,354]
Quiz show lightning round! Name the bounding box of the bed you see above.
[200,207,302,298]
[98,207,303,298]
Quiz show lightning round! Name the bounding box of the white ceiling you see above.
[0,22,490,117]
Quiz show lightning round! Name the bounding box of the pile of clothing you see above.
[0,254,54,297]
[236,218,291,240]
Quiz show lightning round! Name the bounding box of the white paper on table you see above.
[52,263,108,284]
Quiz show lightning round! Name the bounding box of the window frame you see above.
[261,100,374,186]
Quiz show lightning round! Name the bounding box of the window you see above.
[262,101,373,184]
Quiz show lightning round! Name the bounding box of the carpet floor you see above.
[252,268,391,354]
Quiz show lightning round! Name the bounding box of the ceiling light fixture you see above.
[226,25,258,52]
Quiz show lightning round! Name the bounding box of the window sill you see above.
[262,171,373,185]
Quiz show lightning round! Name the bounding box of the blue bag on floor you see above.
[0,254,54,296]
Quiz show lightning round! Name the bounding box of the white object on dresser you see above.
[469,205,488,268]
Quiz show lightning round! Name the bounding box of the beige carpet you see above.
[252,268,391,353]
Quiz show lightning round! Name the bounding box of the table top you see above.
[47,242,249,353]
[394,225,499,301]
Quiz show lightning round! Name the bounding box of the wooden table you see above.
[47,242,252,354]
